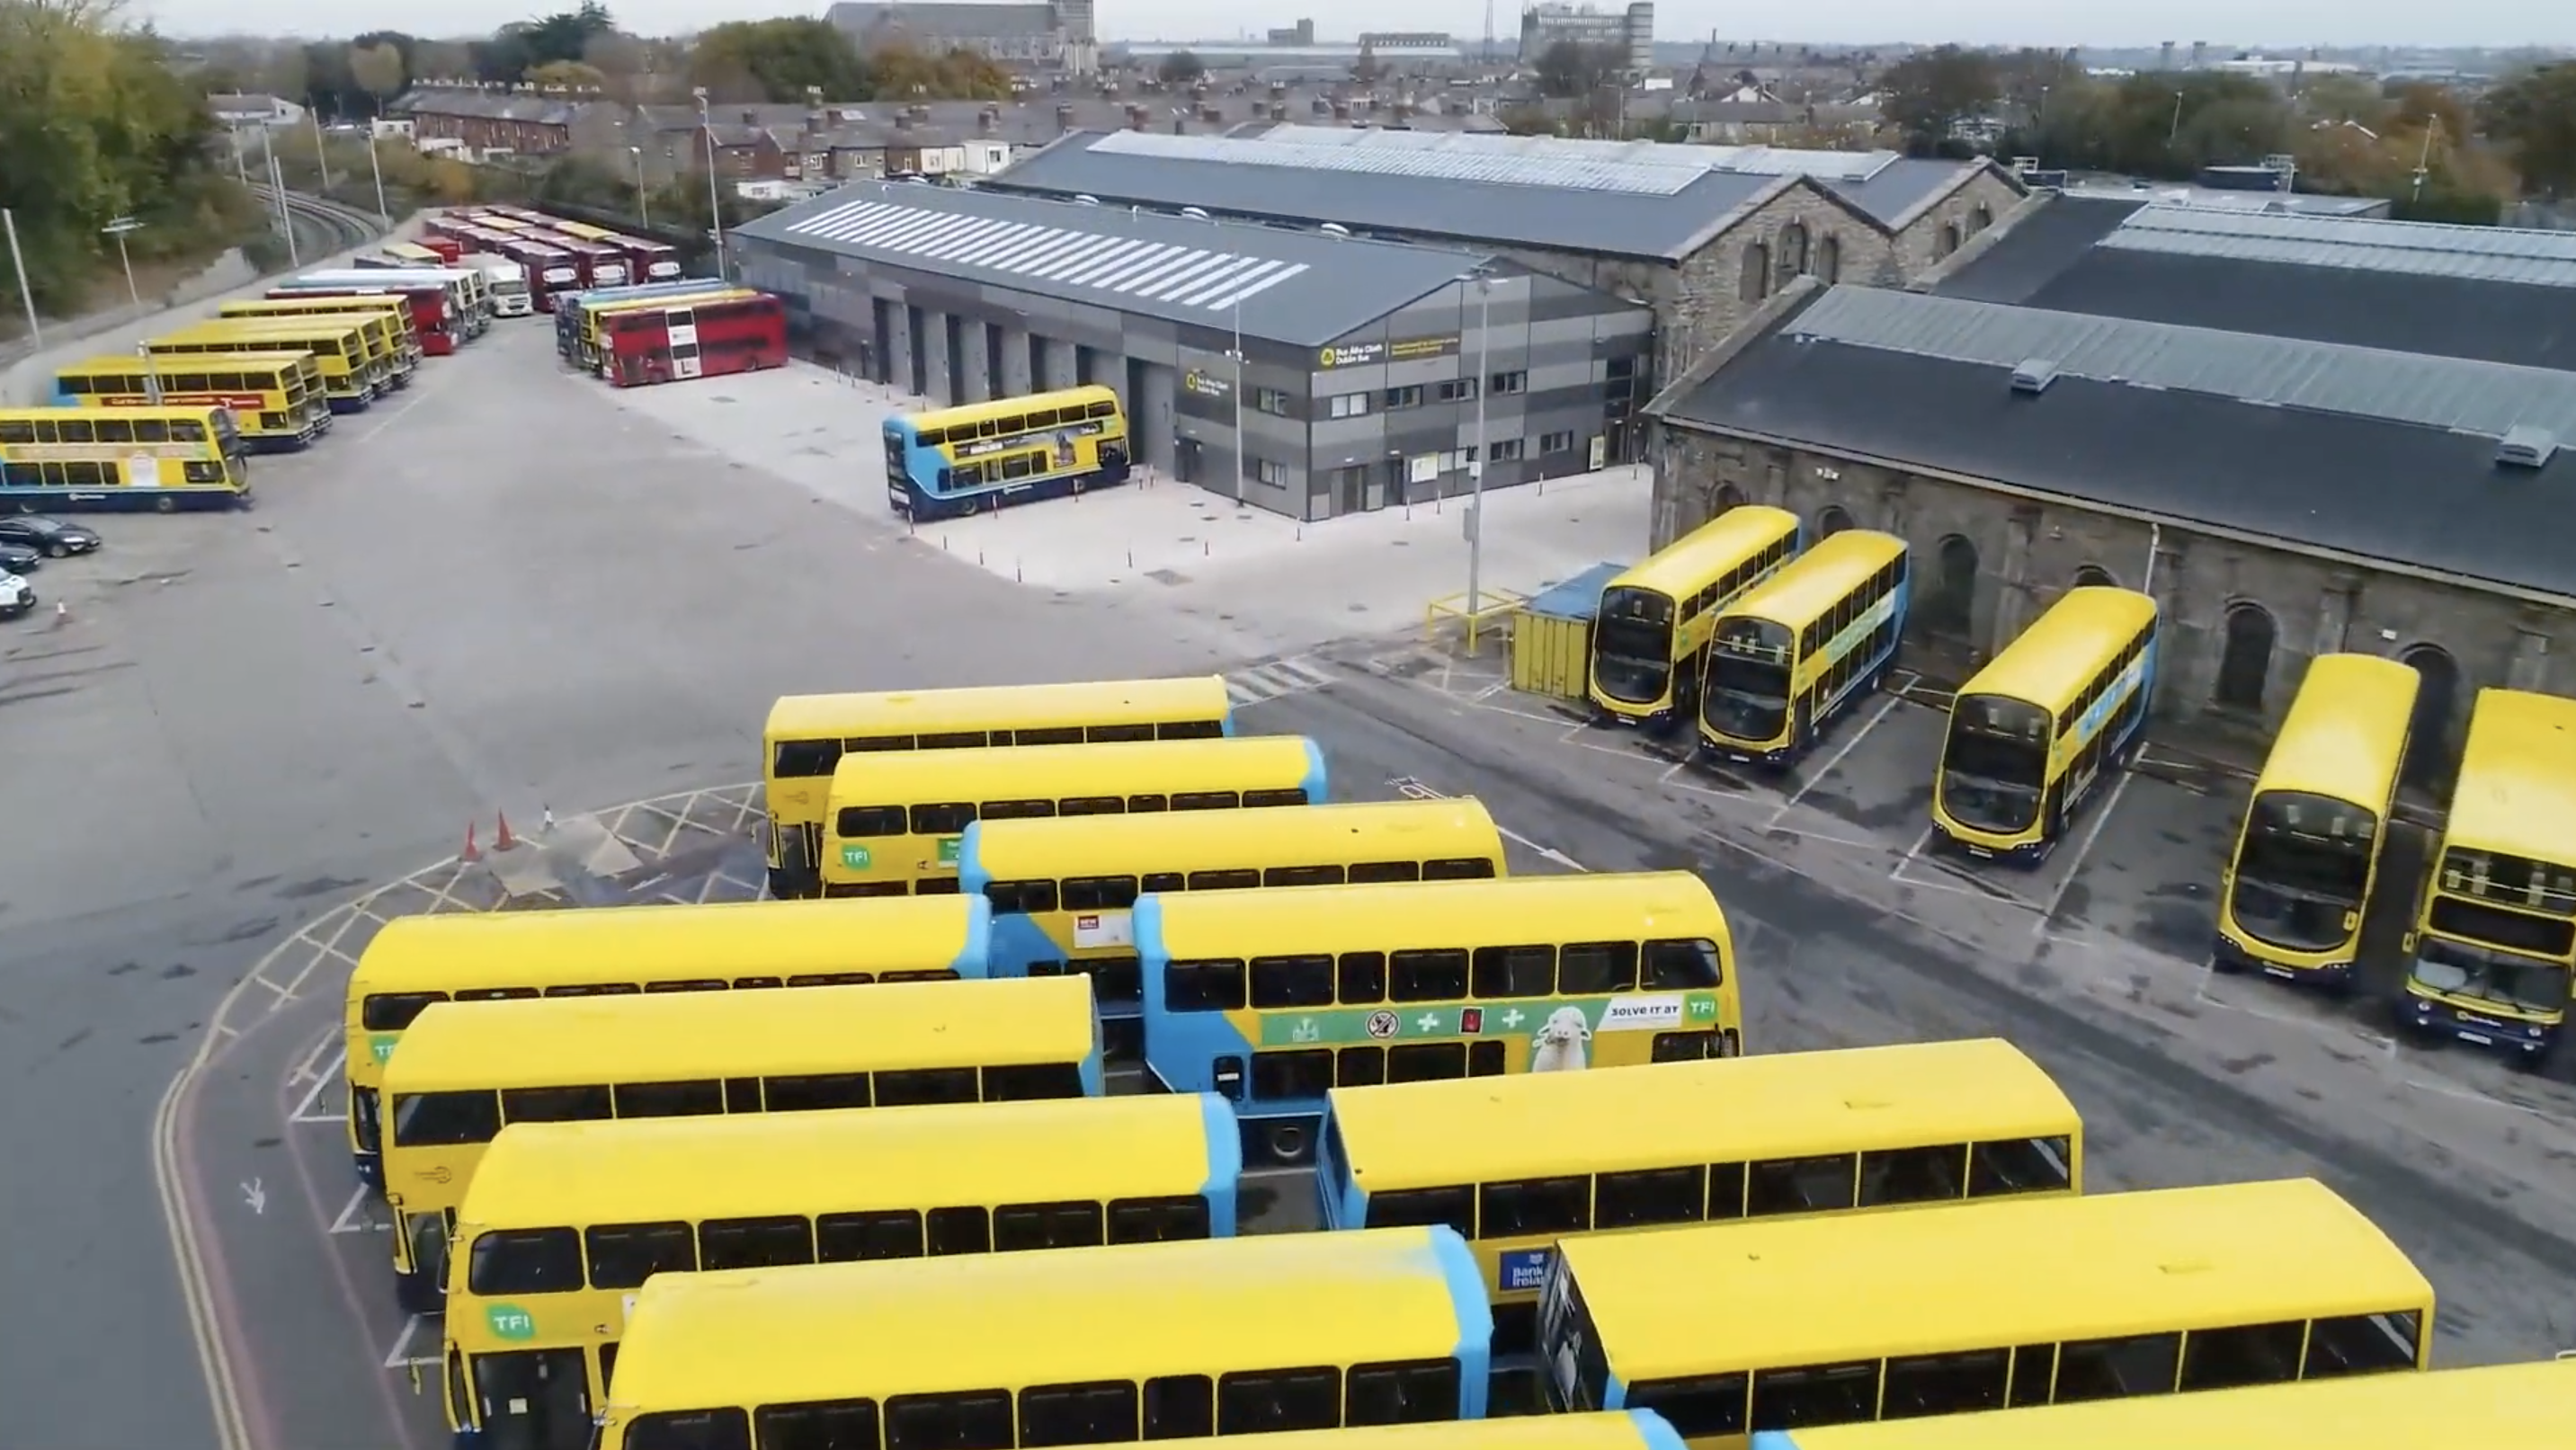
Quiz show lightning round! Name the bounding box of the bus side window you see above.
[1881,1348,2010,1420]
[993,1200,1104,1252]
[1596,1165,1706,1229]
[1248,954,1333,1009]
[584,1222,695,1288]
[1141,871,1185,894]
[1059,794,1128,814]
[816,1209,923,1261]
[1858,1144,1968,1206]
[1011,726,1084,745]
[502,1085,611,1123]
[1969,1135,2073,1196]
[1337,951,1387,1003]
[1642,938,1724,988]
[833,804,907,838]
[1143,1375,1215,1438]
[1750,1362,1879,1432]
[980,798,1056,820]
[1345,1360,1459,1427]
[2178,1321,2304,1392]
[1348,860,1421,884]
[1422,857,1496,880]
[1243,788,1308,808]
[1084,724,1154,743]
[924,1205,990,1255]
[985,879,1059,914]
[1063,876,1138,912]
[1171,790,1240,811]
[1558,941,1639,993]
[1746,1153,1856,1215]
[885,1392,1011,1450]
[1107,1196,1210,1244]
[2302,1312,2421,1378]
[1265,865,1343,888]
[1163,959,1246,1012]
[1217,1368,1341,1435]
[1017,1382,1134,1446]
[754,1401,878,1450]
[912,802,976,834]
[2052,1332,2180,1402]
[1189,868,1260,891]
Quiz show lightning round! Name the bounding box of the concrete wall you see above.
[1651,425,2570,769]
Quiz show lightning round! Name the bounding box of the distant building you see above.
[1519,2,1653,73]
[1267,20,1315,45]
[824,1,1098,73]
[208,93,306,129]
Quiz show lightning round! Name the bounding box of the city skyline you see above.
[135,0,2576,52]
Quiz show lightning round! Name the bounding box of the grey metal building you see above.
[733,181,1654,520]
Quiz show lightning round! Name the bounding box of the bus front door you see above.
[472,1346,592,1450]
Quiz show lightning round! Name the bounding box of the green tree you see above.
[1533,40,1620,99]
[526,58,609,93]
[1876,44,1998,153]
[347,40,406,107]
[869,43,1012,102]
[1156,49,1203,86]
[522,2,615,69]
[2480,62,2576,196]
[688,18,869,103]
[2301,72,2389,129]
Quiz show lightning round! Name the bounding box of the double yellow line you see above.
[152,1015,256,1450]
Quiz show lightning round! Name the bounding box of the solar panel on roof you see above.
[1790,286,2576,444]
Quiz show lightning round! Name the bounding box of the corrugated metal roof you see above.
[735,181,1498,347]
[1092,127,1901,196]
[2102,204,2576,288]
[1787,285,2576,442]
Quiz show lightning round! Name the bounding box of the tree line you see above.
[1879,46,2576,219]
[1,0,266,325]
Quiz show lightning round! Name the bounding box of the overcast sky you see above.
[138,0,2574,50]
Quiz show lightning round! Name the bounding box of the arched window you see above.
[1817,235,1842,284]
[2400,645,2463,788]
[2215,603,2277,710]
[1816,506,1855,538]
[1778,223,1810,283]
[2071,565,2117,589]
[1739,241,1771,303]
[1927,534,1979,636]
[1970,203,1994,233]
[1709,482,1748,517]
[1936,221,1962,258]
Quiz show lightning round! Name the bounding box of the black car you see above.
[0,515,101,557]
[0,540,40,574]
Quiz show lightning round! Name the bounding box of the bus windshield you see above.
[2231,790,2376,951]
[1593,588,1674,704]
[1939,695,2049,834]
[2411,930,2572,1016]
[1703,618,1791,742]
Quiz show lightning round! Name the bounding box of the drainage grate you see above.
[1145,569,1191,586]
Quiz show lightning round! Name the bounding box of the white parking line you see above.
[327,1184,373,1234]
[380,1312,440,1370]
[1890,824,1936,879]
[289,1064,341,1125]
[289,1034,343,1087]
[1767,692,1907,828]
[2033,771,2135,935]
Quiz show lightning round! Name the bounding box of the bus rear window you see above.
[1643,938,1724,988]
[361,992,445,1031]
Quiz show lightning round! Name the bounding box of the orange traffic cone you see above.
[461,822,481,863]
[495,811,517,851]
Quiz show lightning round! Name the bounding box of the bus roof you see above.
[62,351,315,372]
[1759,1357,2576,1449]
[1603,506,1800,601]
[593,289,760,324]
[960,797,1502,885]
[903,384,1121,431]
[766,675,1229,742]
[288,267,477,283]
[1329,1039,2075,1190]
[0,404,227,426]
[2447,689,2576,867]
[602,1226,1486,1413]
[2244,654,2420,814]
[1133,1413,1683,1450]
[461,1093,1235,1232]
[1140,871,1723,956]
[1562,1179,2428,1382]
[350,895,990,998]
[381,974,1095,1093]
[1957,587,2159,713]
[826,734,1324,803]
[1720,529,1908,630]
[166,316,364,335]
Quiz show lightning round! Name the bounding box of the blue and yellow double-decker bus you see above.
[1931,587,2158,865]
[1590,507,1802,733]
[1699,529,1911,766]
[0,405,252,512]
[883,385,1131,521]
[2215,654,2420,989]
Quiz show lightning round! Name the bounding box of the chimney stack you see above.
[1199,104,1221,123]
[740,108,757,126]
[1126,103,1149,130]
[977,106,998,134]
[895,111,913,130]
[1056,102,1076,131]
[908,103,930,123]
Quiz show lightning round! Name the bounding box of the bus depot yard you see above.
[4,221,2574,1450]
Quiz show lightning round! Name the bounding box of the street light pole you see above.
[1231,297,1247,503]
[102,217,144,310]
[259,126,297,266]
[366,131,389,224]
[1464,271,1493,618]
[694,89,727,279]
[4,208,41,347]
[630,147,652,228]
[310,107,334,191]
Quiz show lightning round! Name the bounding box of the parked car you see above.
[0,570,33,620]
[0,515,101,557]
[0,540,40,575]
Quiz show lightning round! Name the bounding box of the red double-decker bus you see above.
[523,230,629,289]
[625,239,683,282]
[602,292,786,387]
[417,236,463,264]
[500,237,581,311]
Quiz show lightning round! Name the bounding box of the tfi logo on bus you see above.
[486,1305,537,1341]
[1500,1250,1554,1292]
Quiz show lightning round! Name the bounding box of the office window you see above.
[1327,392,1372,419]
[1486,438,1525,461]
[1251,387,1292,415]
[1540,430,1577,454]
[1384,385,1425,409]
[1253,459,1291,487]
[1491,370,1528,395]
[1435,378,1477,403]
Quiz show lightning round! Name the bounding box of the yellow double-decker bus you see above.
[2401,688,2576,1063]
[447,1093,1243,1450]
[884,384,1134,522]
[222,295,423,377]
[1320,1040,2079,1404]
[960,798,1506,1059]
[212,307,407,389]
[763,676,1235,899]
[1699,530,1911,767]
[822,734,1328,899]
[341,895,994,1188]
[379,974,1100,1311]
[1590,506,1801,731]
[0,405,251,512]
[1145,1418,1694,1450]
[588,1227,1494,1450]
[1142,871,1743,1165]
[149,317,381,411]
[1931,587,2159,865]
[1747,1357,2576,1450]
[51,351,329,451]
[2215,654,2420,989]
[1538,1179,2432,1447]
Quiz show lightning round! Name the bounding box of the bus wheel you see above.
[1261,1121,1308,1166]
[156,495,177,514]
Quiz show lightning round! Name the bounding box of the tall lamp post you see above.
[365,129,389,224]
[4,208,41,347]
[1462,268,1494,620]
[1229,297,1246,503]
[693,89,727,279]
[630,147,653,228]
[101,217,145,310]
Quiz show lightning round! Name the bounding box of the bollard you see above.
[1127,549,1134,568]
[1203,539,1211,557]
[978,550,986,566]
[1295,525,1302,542]
[1015,560,1023,583]
[941,533,950,551]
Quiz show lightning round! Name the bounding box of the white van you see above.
[0,570,35,620]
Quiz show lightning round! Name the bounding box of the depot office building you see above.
[735,181,1653,520]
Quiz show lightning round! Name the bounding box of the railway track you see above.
[249,186,385,263]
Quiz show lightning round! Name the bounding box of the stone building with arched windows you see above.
[1644,280,2576,777]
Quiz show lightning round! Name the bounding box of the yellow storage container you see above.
[1511,561,1624,699]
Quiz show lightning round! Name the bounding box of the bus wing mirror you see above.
[2344,910,2361,932]
[2401,931,2416,954]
